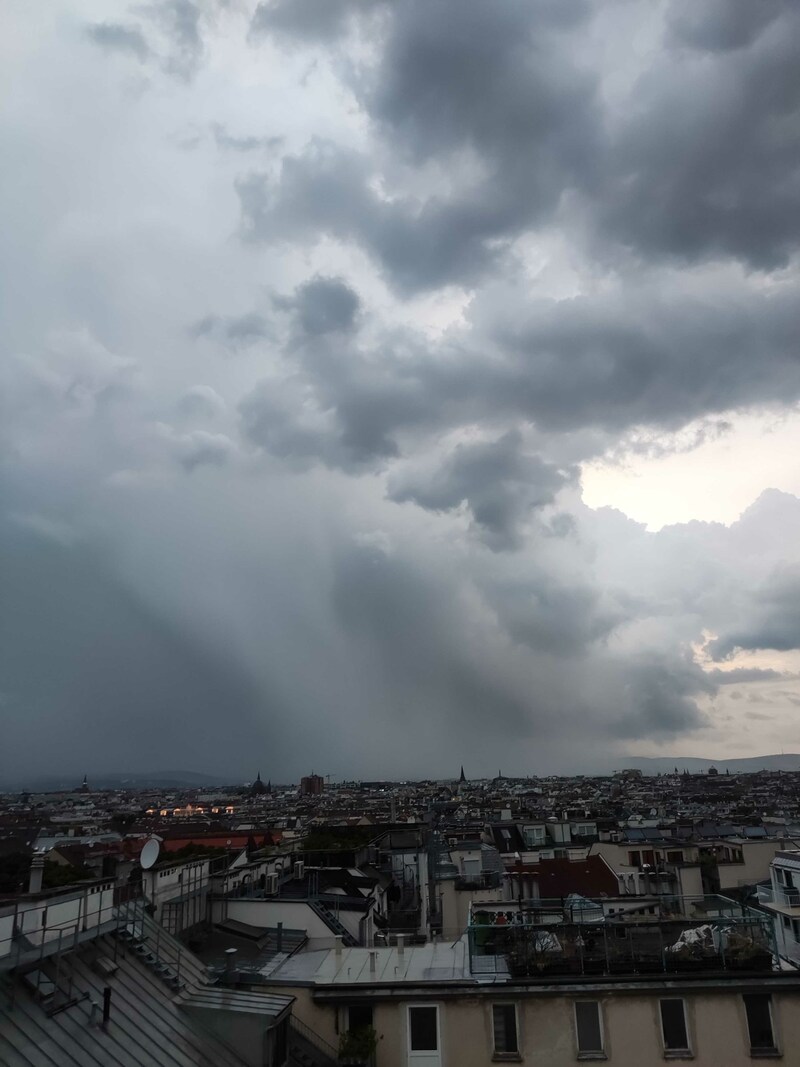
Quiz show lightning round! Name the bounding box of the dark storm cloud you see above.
[481,571,626,655]
[666,0,785,52]
[237,0,600,293]
[331,542,533,734]
[709,567,800,659]
[473,281,800,433]
[7,0,800,782]
[235,146,520,293]
[239,276,800,477]
[86,22,151,62]
[245,0,800,284]
[0,520,271,780]
[607,653,715,738]
[602,5,800,271]
[704,667,788,685]
[387,431,575,550]
[291,276,360,336]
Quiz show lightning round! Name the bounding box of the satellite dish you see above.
[140,838,160,870]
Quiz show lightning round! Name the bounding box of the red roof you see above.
[509,856,618,899]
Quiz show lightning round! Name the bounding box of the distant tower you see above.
[250,772,267,796]
[78,774,90,794]
[459,766,466,784]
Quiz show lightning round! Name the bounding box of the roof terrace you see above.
[469,894,776,980]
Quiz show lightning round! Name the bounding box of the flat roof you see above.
[269,939,485,985]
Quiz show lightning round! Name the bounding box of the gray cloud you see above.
[249,0,385,44]
[709,566,800,659]
[667,0,785,53]
[705,667,788,685]
[191,312,272,347]
[4,0,800,781]
[291,276,360,336]
[244,1,800,283]
[211,123,283,153]
[86,23,151,62]
[149,0,204,81]
[238,275,800,483]
[387,431,575,550]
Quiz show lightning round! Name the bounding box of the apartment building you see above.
[760,848,800,968]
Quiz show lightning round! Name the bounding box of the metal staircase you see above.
[113,899,200,992]
[288,1016,339,1067]
[308,899,357,947]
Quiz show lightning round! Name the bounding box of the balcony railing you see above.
[468,895,776,979]
[763,885,800,907]
[454,871,502,891]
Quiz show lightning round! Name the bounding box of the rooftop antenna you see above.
[139,837,160,870]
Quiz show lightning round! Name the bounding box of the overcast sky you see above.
[2,0,800,784]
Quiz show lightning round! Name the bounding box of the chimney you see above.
[28,852,45,895]
[396,934,405,956]
[225,948,237,979]
[102,986,112,1028]
[369,951,377,974]
[334,934,343,956]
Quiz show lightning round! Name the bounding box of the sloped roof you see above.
[0,933,280,1066]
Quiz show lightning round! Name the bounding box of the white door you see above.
[407,1005,441,1067]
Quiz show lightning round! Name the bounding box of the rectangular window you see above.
[408,1006,438,1052]
[492,1004,518,1054]
[743,994,777,1052]
[575,1001,603,1054]
[660,999,690,1052]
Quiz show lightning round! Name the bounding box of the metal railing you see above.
[468,895,777,978]
[289,1015,339,1067]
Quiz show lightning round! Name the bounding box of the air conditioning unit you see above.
[293,860,305,880]
[265,873,278,895]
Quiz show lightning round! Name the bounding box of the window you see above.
[492,1004,519,1055]
[575,1001,604,1056]
[659,999,690,1054]
[408,1006,438,1052]
[743,994,777,1053]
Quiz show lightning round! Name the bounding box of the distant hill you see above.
[0,770,234,792]
[617,754,800,776]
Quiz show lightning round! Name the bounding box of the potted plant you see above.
[338,1026,378,1066]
